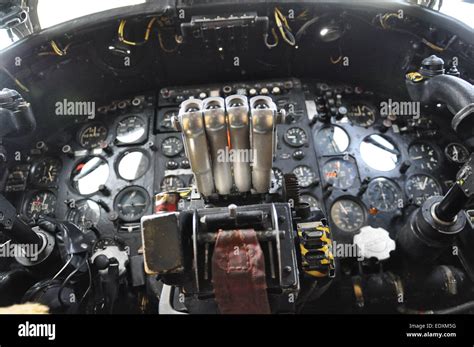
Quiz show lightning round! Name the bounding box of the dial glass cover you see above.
[116,116,147,144]
[405,174,442,206]
[347,104,376,127]
[330,199,366,233]
[366,178,402,212]
[161,137,184,157]
[79,124,108,149]
[161,176,185,191]
[30,157,62,186]
[284,127,308,147]
[322,158,357,189]
[314,126,350,155]
[300,194,320,211]
[24,190,57,219]
[445,143,469,164]
[360,134,400,171]
[114,186,150,222]
[292,165,317,188]
[67,199,101,231]
[71,157,110,195]
[117,150,150,181]
[272,168,284,190]
[408,142,439,170]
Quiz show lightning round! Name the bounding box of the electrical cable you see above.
[264,27,279,49]
[274,8,296,46]
[0,66,29,92]
[57,257,86,307]
[78,259,92,308]
[118,17,157,46]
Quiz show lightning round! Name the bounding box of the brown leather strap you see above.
[212,229,271,314]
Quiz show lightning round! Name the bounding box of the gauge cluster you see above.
[306,80,468,243]
[1,94,157,255]
[1,79,471,254]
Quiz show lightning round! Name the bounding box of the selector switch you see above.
[181,159,191,169]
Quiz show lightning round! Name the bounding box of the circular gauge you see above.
[79,124,108,149]
[67,199,101,231]
[408,142,439,170]
[314,126,350,155]
[272,168,284,189]
[161,109,178,130]
[114,186,150,222]
[161,137,184,157]
[116,116,146,144]
[292,165,317,188]
[360,134,400,171]
[284,127,308,148]
[24,191,57,219]
[330,199,366,233]
[366,178,402,212]
[30,157,62,186]
[71,157,110,195]
[347,104,376,127]
[161,176,185,191]
[300,194,320,211]
[117,150,150,181]
[445,143,470,164]
[322,158,357,189]
[405,174,442,206]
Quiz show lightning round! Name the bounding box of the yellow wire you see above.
[422,38,445,52]
[274,8,295,46]
[50,40,67,56]
[118,17,157,46]
[0,66,29,92]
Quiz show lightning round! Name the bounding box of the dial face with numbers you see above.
[79,124,108,149]
[347,104,376,127]
[161,176,184,191]
[67,199,101,231]
[366,178,402,212]
[330,199,366,233]
[272,168,284,189]
[24,191,57,219]
[30,157,62,186]
[405,174,442,206]
[284,127,308,147]
[322,158,357,189]
[116,116,147,144]
[161,137,184,157]
[292,165,317,188]
[300,194,320,210]
[408,142,439,170]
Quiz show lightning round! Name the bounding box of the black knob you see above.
[94,254,110,270]
[420,55,445,77]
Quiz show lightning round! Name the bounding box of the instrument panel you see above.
[1,78,471,252]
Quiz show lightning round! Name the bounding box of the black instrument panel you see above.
[1,78,471,252]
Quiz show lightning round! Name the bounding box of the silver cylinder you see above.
[178,99,214,197]
[203,97,233,195]
[226,95,252,192]
[249,96,276,193]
